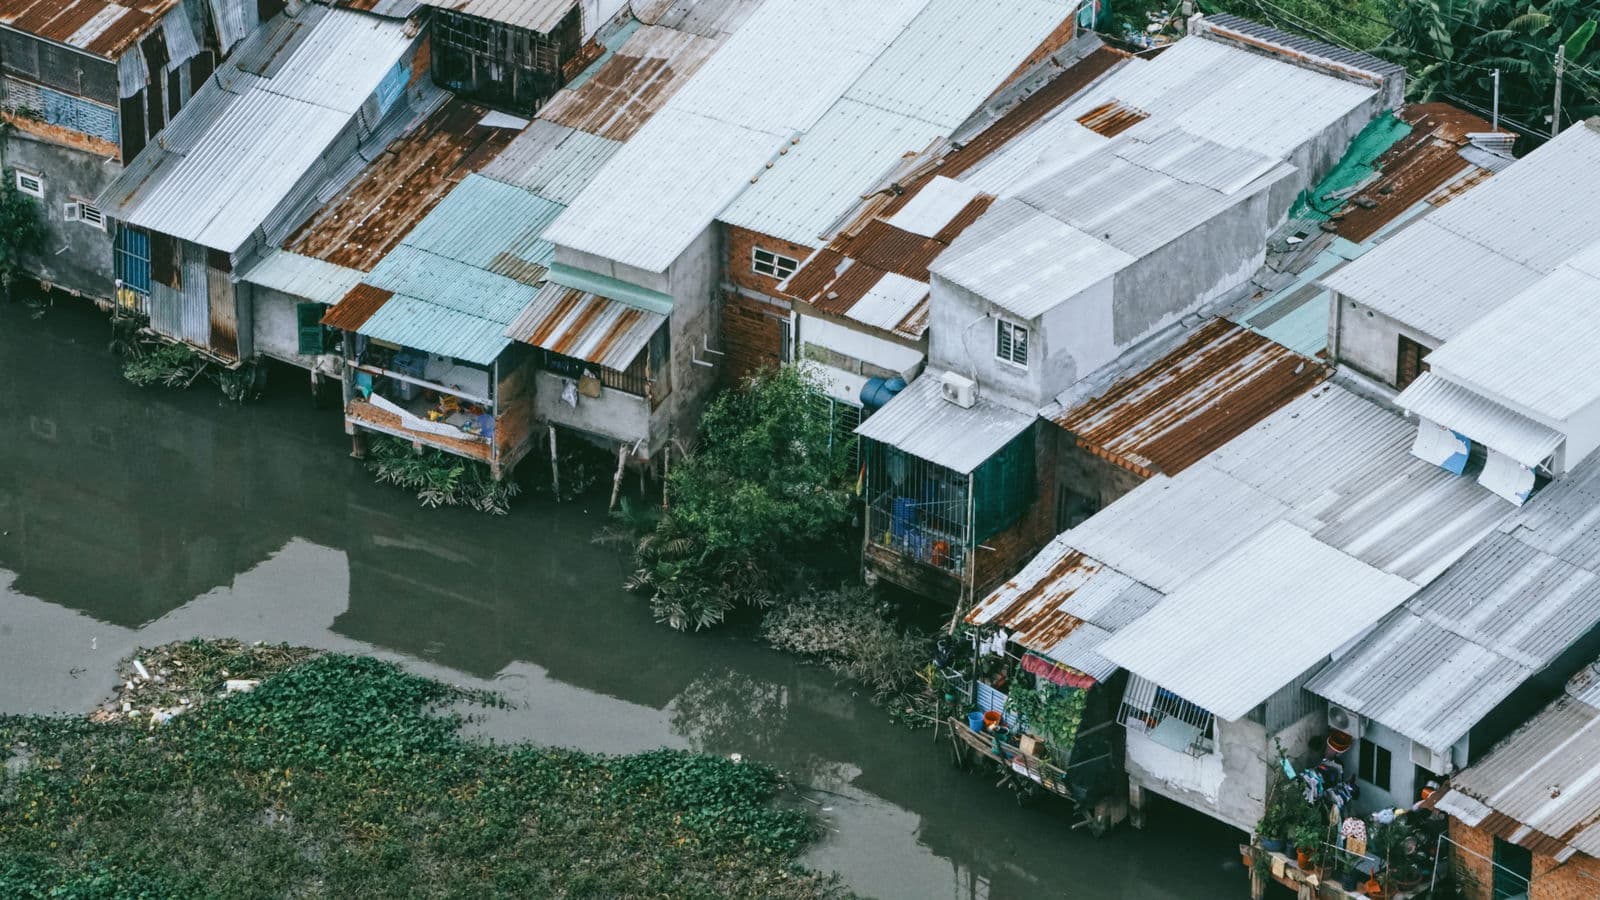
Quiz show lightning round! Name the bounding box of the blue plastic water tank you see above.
[859,376,907,410]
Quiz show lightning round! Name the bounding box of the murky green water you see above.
[0,301,1252,898]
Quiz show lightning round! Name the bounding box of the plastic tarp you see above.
[1411,418,1470,475]
[1478,449,1534,506]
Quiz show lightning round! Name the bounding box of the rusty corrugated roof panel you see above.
[505,282,665,371]
[322,284,394,330]
[1334,103,1496,243]
[1053,320,1331,477]
[539,24,719,141]
[1076,99,1149,137]
[0,0,176,58]
[285,99,522,272]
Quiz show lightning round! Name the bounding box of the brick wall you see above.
[1448,820,1600,900]
[720,290,786,385]
[723,225,813,299]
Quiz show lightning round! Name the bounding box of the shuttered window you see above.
[297,303,331,355]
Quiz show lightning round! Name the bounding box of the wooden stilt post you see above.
[661,442,671,510]
[548,425,560,501]
[609,443,628,511]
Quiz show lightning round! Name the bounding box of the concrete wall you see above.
[1127,716,1265,832]
[533,369,649,444]
[1054,437,1145,521]
[251,285,325,368]
[1109,186,1279,348]
[664,224,723,445]
[553,244,673,294]
[5,131,119,301]
[927,274,1116,410]
[1330,291,1442,390]
[1279,92,1391,201]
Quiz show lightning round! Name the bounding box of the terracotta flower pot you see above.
[1296,848,1312,868]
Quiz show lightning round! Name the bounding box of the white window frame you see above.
[14,169,44,199]
[995,318,1029,369]
[76,201,106,230]
[751,246,799,281]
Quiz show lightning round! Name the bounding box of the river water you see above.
[0,301,1252,898]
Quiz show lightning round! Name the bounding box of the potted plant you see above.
[1293,823,1321,869]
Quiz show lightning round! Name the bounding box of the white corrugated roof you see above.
[885,176,984,237]
[544,0,931,271]
[239,250,364,306]
[1423,243,1600,423]
[931,197,1133,320]
[1098,521,1416,722]
[1056,35,1377,160]
[1397,372,1565,467]
[1323,121,1600,340]
[418,0,576,34]
[97,6,416,253]
[854,371,1035,474]
[1307,458,1600,753]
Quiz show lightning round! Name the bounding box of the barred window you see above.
[996,319,1028,367]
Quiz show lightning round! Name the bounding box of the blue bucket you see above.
[967,711,985,733]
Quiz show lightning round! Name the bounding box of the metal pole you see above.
[1491,69,1501,131]
[1553,45,1566,136]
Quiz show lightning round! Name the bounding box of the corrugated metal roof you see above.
[0,0,176,58]
[633,0,760,38]
[1423,245,1600,423]
[1054,35,1377,161]
[417,0,575,34]
[477,120,622,205]
[1307,458,1600,752]
[504,282,665,370]
[238,250,364,306]
[1431,678,1600,860]
[854,371,1034,474]
[1011,125,1295,259]
[719,98,948,246]
[1198,13,1404,82]
[967,540,1162,682]
[345,174,564,363]
[1324,121,1600,341]
[719,0,1091,246]
[284,98,523,272]
[1065,384,1514,593]
[1098,521,1416,722]
[1398,372,1565,467]
[96,5,416,253]
[931,196,1132,319]
[1052,319,1330,477]
[545,0,933,272]
[538,24,721,141]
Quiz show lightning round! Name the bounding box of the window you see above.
[1358,738,1392,791]
[65,201,105,230]
[14,170,43,198]
[751,246,798,280]
[996,319,1028,367]
[1118,675,1216,756]
[1491,837,1531,900]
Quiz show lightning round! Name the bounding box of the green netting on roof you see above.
[1288,110,1412,223]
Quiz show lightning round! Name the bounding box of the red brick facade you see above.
[1449,820,1600,900]
[720,226,815,385]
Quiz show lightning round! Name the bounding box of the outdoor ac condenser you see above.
[940,372,977,409]
[1410,740,1452,776]
[1327,704,1363,742]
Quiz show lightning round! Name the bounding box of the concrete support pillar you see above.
[1128,779,1147,830]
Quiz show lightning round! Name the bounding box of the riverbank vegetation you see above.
[618,365,855,630]
[0,167,45,300]
[0,642,846,899]
[366,435,522,515]
[762,586,933,710]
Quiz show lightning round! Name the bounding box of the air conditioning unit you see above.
[1327,704,1363,743]
[1410,740,1453,776]
[940,372,977,409]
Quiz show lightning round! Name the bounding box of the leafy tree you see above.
[0,166,45,298]
[1380,0,1599,139]
[624,365,854,630]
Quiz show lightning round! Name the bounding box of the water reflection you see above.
[0,303,1251,899]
